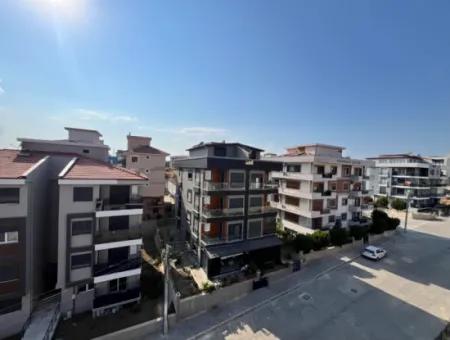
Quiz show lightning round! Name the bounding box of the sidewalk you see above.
[150,243,367,340]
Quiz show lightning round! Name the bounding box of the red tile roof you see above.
[63,157,147,181]
[0,149,47,179]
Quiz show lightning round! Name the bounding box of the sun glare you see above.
[28,0,87,22]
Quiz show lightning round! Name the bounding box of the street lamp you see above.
[404,187,412,233]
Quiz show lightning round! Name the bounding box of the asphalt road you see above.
[196,218,450,340]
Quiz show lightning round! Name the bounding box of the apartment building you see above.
[0,150,50,338]
[56,156,147,318]
[118,135,170,220]
[173,142,283,279]
[270,144,373,234]
[368,154,447,208]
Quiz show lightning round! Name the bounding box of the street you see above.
[150,217,450,340]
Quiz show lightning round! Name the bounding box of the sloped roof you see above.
[0,149,47,179]
[132,145,169,155]
[187,142,263,152]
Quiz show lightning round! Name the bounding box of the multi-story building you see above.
[0,150,50,338]
[56,156,147,318]
[173,142,282,279]
[368,153,447,208]
[270,144,373,234]
[118,135,170,220]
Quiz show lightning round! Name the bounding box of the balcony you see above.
[93,287,141,309]
[202,182,245,191]
[322,172,334,179]
[201,207,245,219]
[96,196,143,211]
[248,206,278,216]
[348,205,361,212]
[201,234,226,246]
[94,226,142,244]
[94,256,141,277]
[321,190,332,197]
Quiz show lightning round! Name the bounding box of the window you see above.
[329,182,337,191]
[229,171,245,188]
[343,183,350,191]
[187,172,193,181]
[331,166,337,175]
[286,180,300,189]
[0,264,18,283]
[328,215,335,223]
[73,187,93,202]
[341,213,347,221]
[227,222,243,241]
[249,196,263,208]
[0,188,20,204]
[187,190,192,203]
[109,277,127,293]
[327,199,337,209]
[214,147,227,157]
[71,220,92,236]
[77,282,94,293]
[131,156,138,163]
[82,149,90,154]
[228,197,244,209]
[286,165,301,173]
[71,253,92,269]
[342,198,348,206]
[0,231,19,244]
[316,166,325,174]
[186,211,192,226]
[247,219,262,238]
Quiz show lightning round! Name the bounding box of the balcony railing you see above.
[321,190,332,197]
[202,182,245,191]
[248,206,278,215]
[322,172,334,179]
[348,205,361,212]
[202,207,245,218]
[201,234,226,245]
[93,287,141,309]
[249,182,278,190]
[96,196,143,211]
[94,226,142,244]
[94,256,141,277]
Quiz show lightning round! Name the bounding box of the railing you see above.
[96,197,143,211]
[93,287,141,309]
[249,182,278,190]
[348,205,361,212]
[201,234,226,245]
[321,208,331,214]
[94,256,141,277]
[248,206,278,215]
[322,172,334,179]
[321,190,332,197]
[202,207,245,218]
[202,182,245,191]
[94,226,142,244]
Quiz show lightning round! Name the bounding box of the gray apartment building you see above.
[368,153,447,208]
[173,142,282,279]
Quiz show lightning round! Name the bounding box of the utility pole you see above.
[163,244,170,335]
[404,188,412,233]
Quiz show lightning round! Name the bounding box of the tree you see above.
[350,225,369,240]
[387,217,400,230]
[391,198,407,211]
[370,209,389,234]
[329,227,349,247]
[374,196,388,208]
[292,234,314,254]
[311,230,330,251]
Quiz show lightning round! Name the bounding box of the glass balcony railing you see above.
[202,182,245,191]
[94,226,143,244]
[249,182,278,190]
[248,206,278,215]
[95,196,143,211]
[202,207,245,218]
[93,256,141,277]
[93,287,140,309]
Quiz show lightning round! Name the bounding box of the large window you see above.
[109,277,127,292]
[247,219,262,239]
[71,219,93,236]
[229,171,245,188]
[0,188,20,204]
[0,231,19,244]
[0,264,18,283]
[286,165,301,173]
[73,187,93,202]
[249,195,263,208]
[71,253,92,269]
[227,222,243,241]
[228,197,244,209]
[214,147,227,157]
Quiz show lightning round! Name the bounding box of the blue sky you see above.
[0,0,450,157]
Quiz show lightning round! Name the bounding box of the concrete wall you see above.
[0,295,32,339]
[21,141,108,162]
[0,185,28,218]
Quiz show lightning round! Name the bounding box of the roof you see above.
[65,127,102,136]
[61,157,147,181]
[132,145,169,155]
[367,153,424,161]
[205,235,281,259]
[287,143,345,151]
[0,149,48,179]
[187,142,264,152]
[18,137,109,149]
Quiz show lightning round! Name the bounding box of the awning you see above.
[205,235,282,259]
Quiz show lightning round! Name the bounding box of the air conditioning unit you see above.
[204,170,212,181]
[204,223,211,232]
[204,196,211,204]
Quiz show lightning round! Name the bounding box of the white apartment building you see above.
[368,153,447,208]
[118,135,169,220]
[269,144,373,235]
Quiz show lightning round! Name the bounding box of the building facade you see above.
[118,135,170,220]
[368,154,447,208]
[173,142,282,279]
[270,144,373,234]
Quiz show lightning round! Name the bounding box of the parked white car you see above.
[361,246,387,260]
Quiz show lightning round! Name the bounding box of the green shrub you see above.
[387,217,400,230]
[201,282,215,293]
[329,227,349,247]
[311,230,330,251]
[350,225,369,240]
[374,196,389,208]
[292,234,314,254]
[370,209,389,234]
[390,198,407,211]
